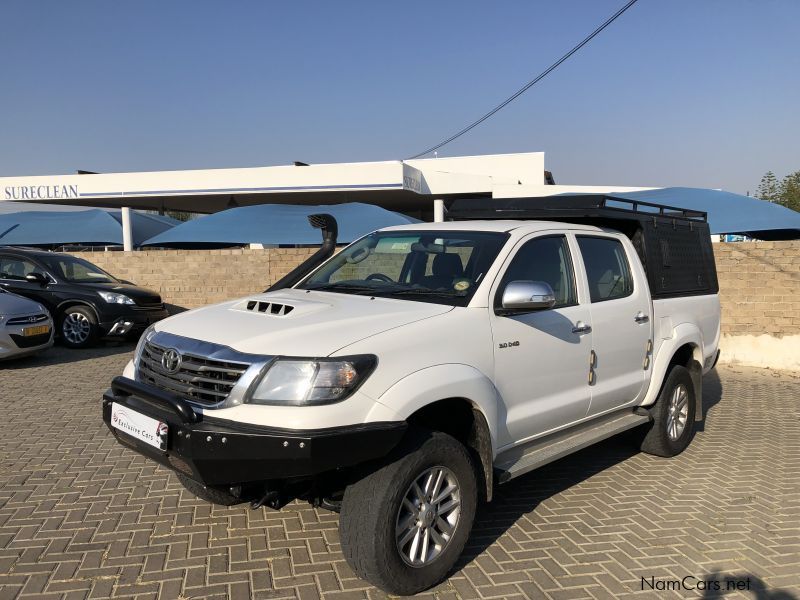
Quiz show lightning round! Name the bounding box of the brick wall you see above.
[70,248,317,310]
[71,241,800,338]
[713,241,800,337]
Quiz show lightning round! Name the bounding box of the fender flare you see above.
[644,322,704,419]
[371,364,500,501]
[55,299,101,323]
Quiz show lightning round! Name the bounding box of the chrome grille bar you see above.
[6,313,49,326]
[137,338,252,406]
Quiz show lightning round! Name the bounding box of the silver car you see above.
[0,288,53,360]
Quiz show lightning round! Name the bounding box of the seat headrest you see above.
[432,253,464,278]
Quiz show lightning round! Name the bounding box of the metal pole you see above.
[433,199,445,223]
[121,207,133,251]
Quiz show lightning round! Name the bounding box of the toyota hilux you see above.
[102,196,721,595]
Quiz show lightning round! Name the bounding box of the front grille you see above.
[10,332,51,348]
[6,314,49,326]
[137,340,250,406]
[133,302,166,312]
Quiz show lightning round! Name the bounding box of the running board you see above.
[494,409,651,484]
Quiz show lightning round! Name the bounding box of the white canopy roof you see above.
[0,153,551,215]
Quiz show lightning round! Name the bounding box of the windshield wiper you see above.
[384,288,467,298]
[305,283,381,295]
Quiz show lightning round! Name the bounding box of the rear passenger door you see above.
[574,235,652,416]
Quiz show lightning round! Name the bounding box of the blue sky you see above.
[1,0,798,194]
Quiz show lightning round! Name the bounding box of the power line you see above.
[406,0,641,160]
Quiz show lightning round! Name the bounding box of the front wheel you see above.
[640,365,697,457]
[339,429,477,596]
[59,306,98,349]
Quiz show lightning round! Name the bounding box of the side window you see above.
[498,236,576,308]
[0,256,38,280]
[577,236,633,302]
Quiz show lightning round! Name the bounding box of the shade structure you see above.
[600,187,800,240]
[142,203,421,248]
[0,209,179,247]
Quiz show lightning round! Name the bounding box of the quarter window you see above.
[498,236,576,308]
[577,236,633,302]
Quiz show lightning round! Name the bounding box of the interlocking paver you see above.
[1,345,799,599]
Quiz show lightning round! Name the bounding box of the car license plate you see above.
[22,324,50,337]
[110,403,168,451]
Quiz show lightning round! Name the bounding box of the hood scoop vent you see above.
[245,300,295,316]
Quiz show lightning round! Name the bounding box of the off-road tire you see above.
[59,306,98,349]
[641,365,697,457]
[339,429,477,596]
[175,472,240,506]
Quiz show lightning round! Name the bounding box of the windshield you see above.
[40,255,118,284]
[297,230,509,306]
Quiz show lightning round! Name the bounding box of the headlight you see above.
[132,324,156,374]
[98,291,135,305]
[248,355,377,406]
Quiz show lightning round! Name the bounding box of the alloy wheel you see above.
[395,466,461,567]
[666,383,689,441]
[62,312,91,345]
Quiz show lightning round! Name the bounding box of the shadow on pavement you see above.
[697,367,723,432]
[701,571,798,600]
[0,340,135,370]
[453,368,755,588]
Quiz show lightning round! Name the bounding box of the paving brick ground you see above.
[1,344,798,600]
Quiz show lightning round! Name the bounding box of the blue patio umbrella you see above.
[142,203,421,248]
[0,208,179,247]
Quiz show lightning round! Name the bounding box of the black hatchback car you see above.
[0,247,169,348]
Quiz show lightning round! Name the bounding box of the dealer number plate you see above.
[22,325,50,337]
[110,403,168,451]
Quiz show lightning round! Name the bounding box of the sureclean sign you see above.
[4,184,79,200]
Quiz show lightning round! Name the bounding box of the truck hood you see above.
[155,288,453,356]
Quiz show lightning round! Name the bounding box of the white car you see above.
[103,197,721,595]
[0,287,53,360]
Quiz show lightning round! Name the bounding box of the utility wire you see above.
[406,0,640,159]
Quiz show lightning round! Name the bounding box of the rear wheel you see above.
[641,365,696,457]
[339,429,477,595]
[59,306,98,349]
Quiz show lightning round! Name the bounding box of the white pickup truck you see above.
[103,196,721,595]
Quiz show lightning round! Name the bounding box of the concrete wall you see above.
[70,240,800,370]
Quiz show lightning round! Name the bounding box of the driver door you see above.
[490,234,593,448]
[0,254,55,307]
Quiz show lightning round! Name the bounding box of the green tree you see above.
[778,171,800,212]
[756,171,780,202]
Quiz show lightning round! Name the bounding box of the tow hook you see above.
[250,490,287,511]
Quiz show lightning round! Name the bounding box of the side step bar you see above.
[494,409,651,484]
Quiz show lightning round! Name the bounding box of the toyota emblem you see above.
[161,348,182,373]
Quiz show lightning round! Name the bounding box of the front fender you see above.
[370,363,501,457]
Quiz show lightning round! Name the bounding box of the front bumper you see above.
[102,376,407,487]
[98,306,169,337]
[0,317,54,360]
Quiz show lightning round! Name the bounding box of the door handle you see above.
[572,321,592,334]
[634,312,650,324]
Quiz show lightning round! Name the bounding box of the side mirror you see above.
[25,272,48,286]
[499,280,556,314]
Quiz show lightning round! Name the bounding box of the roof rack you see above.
[446,195,708,223]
